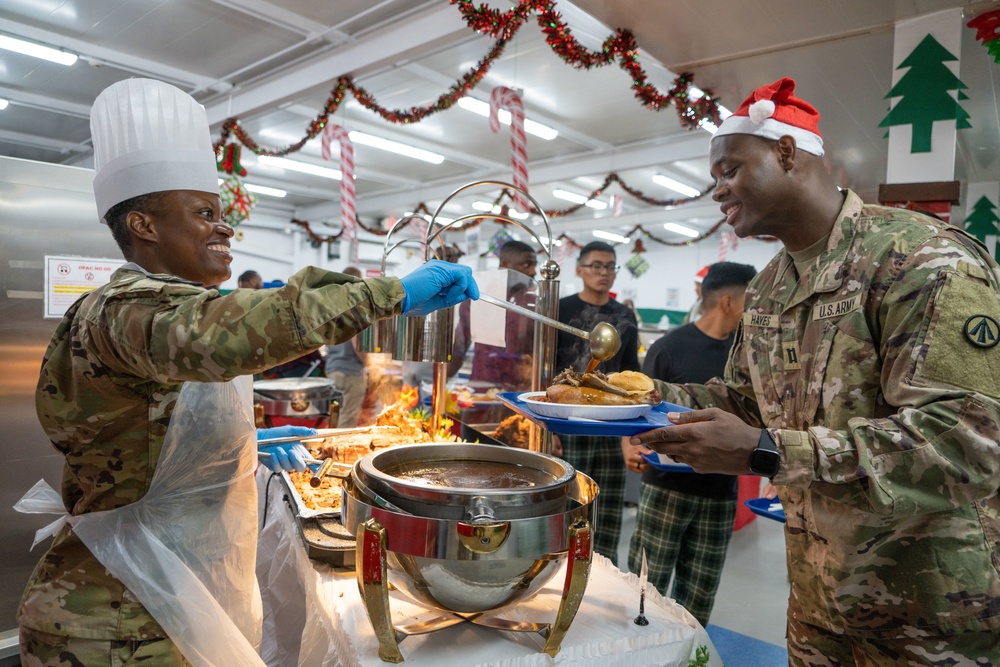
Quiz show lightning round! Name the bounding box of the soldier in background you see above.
[325,266,368,427]
[633,78,1000,664]
[237,269,262,289]
[18,78,478,666]
[448,239,538,389]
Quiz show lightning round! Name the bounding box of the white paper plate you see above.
[519,391,654,421]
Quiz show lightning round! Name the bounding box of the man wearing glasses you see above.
[553,241,640,564]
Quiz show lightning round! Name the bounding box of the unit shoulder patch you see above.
[964,314,1000,349]
[919,272,1000,396]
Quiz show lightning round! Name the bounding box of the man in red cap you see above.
[632,77,1000,664]
[681,265,710,324]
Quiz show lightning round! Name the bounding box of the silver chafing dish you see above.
[340,442,598,662]
[253,377,342,428]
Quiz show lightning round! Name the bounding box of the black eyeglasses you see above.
[579,262,620,273]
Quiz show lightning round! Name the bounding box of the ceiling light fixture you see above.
[663,222,699,238]
[471,200,529,219]
[348,131,444,164]
[244,183,287,198]
[592,230,629,243]
[552,189,606,210]
[0,34,78,66]
[652,174,701,198]
[0,99,8,111]
[403,212,453,225]
[456,97,559,140]
[257,155,341,180]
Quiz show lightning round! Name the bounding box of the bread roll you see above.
[606,371,655,394]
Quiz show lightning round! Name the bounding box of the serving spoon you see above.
[478,293,621,362]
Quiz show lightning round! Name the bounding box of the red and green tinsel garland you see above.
[214,0,720,158]
[454,0,721,126]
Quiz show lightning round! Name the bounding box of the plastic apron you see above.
[16,377,266,667]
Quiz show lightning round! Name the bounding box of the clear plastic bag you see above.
[18,377,266,667]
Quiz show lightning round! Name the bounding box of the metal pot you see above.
[355,443,574,520]
[253,377,340,427]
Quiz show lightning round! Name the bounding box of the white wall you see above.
[223,213,782,312]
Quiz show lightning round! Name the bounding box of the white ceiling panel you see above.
[0,0,995,240]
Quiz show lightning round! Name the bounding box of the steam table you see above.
[255,469,721,666]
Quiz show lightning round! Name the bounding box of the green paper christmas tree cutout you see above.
[879,34,971,153]
[965,195,1000,243]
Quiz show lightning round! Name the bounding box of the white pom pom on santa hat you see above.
[712,77,824,156]
[748,99,775,123]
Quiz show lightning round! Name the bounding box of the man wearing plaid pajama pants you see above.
[554,241,640,565]
[622,262,755,626]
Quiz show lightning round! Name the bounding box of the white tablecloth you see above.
[255,470,721,667]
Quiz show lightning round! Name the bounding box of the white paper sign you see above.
[470,269,512,348]
[44,255,125,319]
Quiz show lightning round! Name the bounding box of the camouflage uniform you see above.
[660,192,1000,650]
[20,263,404,643]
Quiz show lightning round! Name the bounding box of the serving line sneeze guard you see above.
[360,180,563,452]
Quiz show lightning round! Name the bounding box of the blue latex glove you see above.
[257,425,315,473]
[399,259,480,317]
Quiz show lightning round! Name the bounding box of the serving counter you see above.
[255,469,721,667]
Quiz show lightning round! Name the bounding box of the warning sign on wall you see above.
[44,255,125,319]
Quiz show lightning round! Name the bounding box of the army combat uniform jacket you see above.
[662,191,1000,638]
[20,264,404,640]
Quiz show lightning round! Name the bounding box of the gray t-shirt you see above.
[325,341,363,375]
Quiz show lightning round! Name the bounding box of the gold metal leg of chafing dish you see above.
[394,612,478,636]
[356,518,404,663]
[541,518,593,657]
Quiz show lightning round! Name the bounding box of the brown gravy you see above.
[381,459,556,489]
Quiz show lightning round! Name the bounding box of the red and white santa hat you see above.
[694,265,710,284]
[712,77,824,156]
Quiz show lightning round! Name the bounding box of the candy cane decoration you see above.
[718,231,739,262]
[611,194,624,218]
[321,124,358,264]
[555,238,574,268]
[488,86,530,214]
[414,216,429,258]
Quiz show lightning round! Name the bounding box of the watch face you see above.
[750,448,780,477]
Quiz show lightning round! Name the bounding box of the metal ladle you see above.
[478,293,621,362]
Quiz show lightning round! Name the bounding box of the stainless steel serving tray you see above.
[279,469,343,519]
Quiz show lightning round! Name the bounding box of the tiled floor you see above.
[617,501,791,665]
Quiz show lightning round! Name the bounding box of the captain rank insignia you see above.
[782,341,802,371]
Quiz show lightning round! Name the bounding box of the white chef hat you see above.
[91,78,219,222]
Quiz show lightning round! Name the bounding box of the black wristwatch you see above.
[749,429,780,478]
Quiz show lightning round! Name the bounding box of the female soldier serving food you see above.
[16,78,478,666]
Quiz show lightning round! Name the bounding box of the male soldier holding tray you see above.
[632,78,1000,665]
